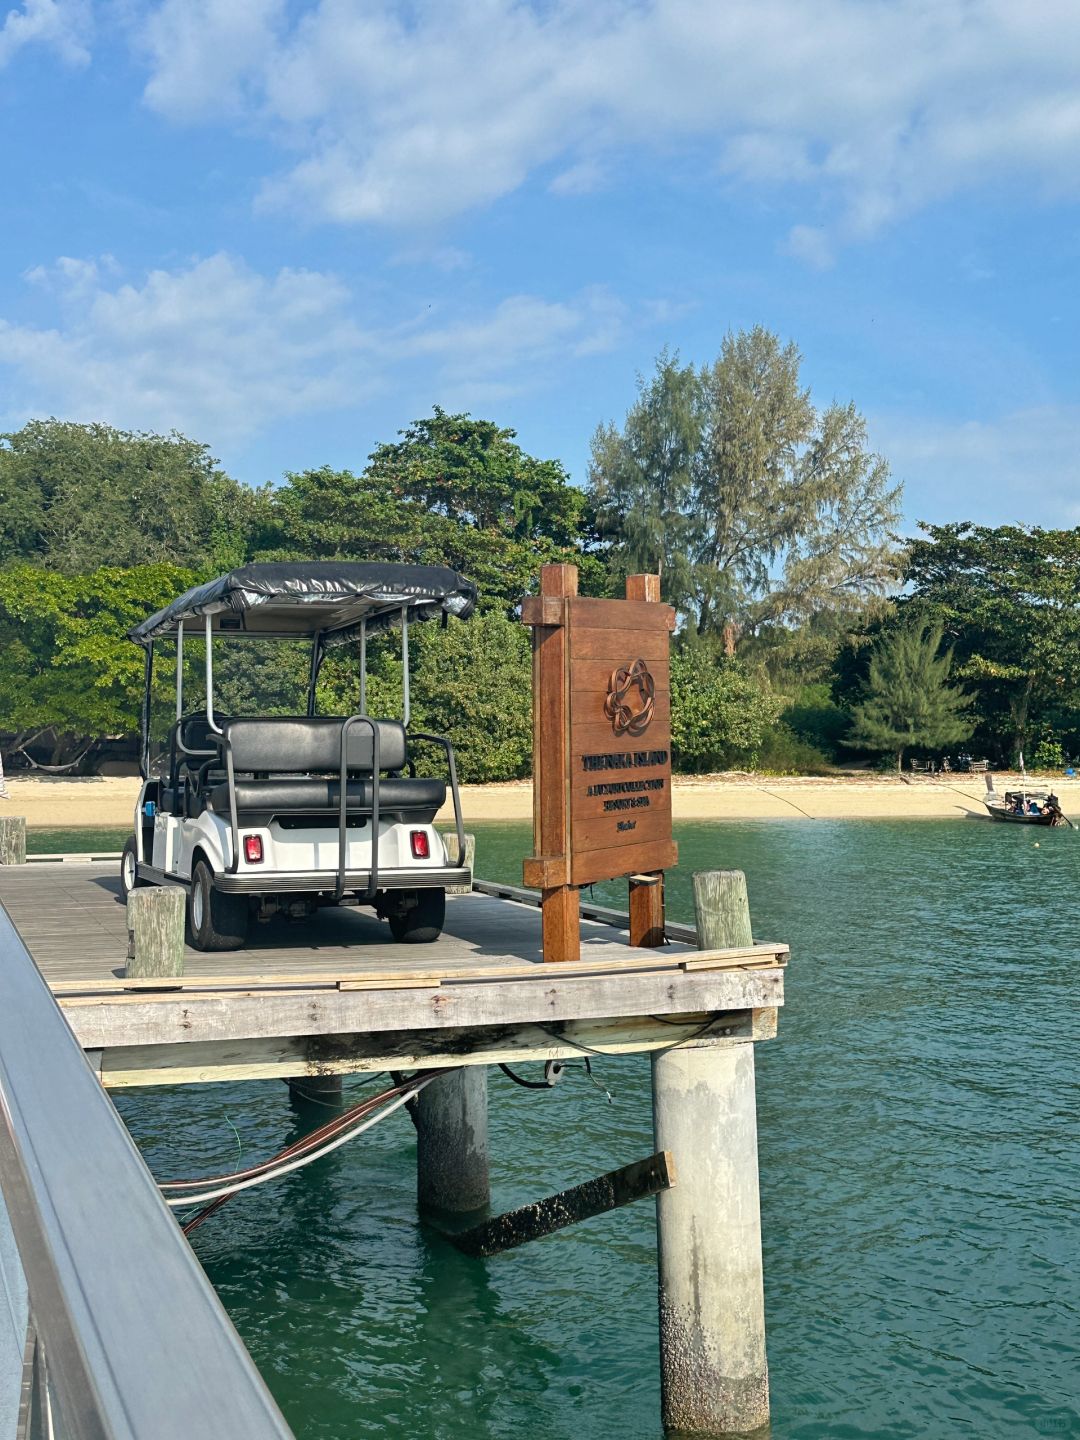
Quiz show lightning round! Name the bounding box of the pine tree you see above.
[848,619,972,771]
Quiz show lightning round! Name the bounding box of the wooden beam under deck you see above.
[0,862,786,1087]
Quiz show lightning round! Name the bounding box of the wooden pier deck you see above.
[0,861,787,1089]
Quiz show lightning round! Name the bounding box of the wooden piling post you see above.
[443,832,475,895]
[625,575,667,948]
[416,1068,490,1213]
[125,887,185,979]
[287,1074,343,1104]
[651,868,769,1435]
[0,816,26,865]
[531,563,580,962]
[692,869,753,949]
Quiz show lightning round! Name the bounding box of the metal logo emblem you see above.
[604,658,655,736]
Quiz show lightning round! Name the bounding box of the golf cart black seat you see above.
[209,775,445,820]
[202,717,446,822]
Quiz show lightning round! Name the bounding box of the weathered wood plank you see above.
[96,1011,774,1087]
[48,942,788,994]
[63,966,785,1050]
[448,1149,675,1257]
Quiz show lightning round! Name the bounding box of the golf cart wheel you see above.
[388,888,445,944]
[120,836,147,900]
[189,858,249,951]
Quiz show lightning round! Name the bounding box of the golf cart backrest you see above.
[221,717,407,775]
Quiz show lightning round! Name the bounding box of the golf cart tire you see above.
[388,888,445,944]
[120,836,148,900]
[190,858,249,951]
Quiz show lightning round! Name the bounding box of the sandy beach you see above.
[4,771,1078,829]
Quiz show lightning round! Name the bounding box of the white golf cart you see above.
[121,562,475,951]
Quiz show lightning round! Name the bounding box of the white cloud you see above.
[0,254,368,441]
[0,0,89,69]
[139,0,284,120]
[783,225,833,271]
[0,254,626,441]
[135,0,1080,248]
[875,405,1080,528]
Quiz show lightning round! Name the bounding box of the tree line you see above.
[1,328,1075,781]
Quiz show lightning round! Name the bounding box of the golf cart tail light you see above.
[410,830,430,859]
[244,834,264,864]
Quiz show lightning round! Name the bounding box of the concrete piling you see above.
[650,867,769,1435]
[416,1067,490,1213]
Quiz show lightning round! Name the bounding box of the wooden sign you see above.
[523,565,678,962]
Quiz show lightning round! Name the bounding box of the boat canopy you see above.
[129,562,477,646]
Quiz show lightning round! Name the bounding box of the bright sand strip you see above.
[5,772,1080,830]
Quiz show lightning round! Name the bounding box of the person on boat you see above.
[1028,799,1041,815]
[1044,795,1062,824]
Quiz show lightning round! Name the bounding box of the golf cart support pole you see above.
[359,620,367,714]
[205,614,222,735]
[140,644,153,781]
[175,620,183,721]
[307,633,323,718]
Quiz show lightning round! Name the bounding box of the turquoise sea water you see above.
[75,819,1080,1439]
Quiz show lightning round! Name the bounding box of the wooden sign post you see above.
[523,565,678,962]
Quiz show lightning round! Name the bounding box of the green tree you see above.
[847,618,972,771]
[589,329,902,635]
[588,350,702,601]
[0,419,262,571]
[262,411,602,611]
[903,522,1080,761]
[670,650,782,772]
[0,563,196,767]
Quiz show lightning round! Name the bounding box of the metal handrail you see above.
[0,905,295,1440]
[409,732,466,868]
[339,716,379,900]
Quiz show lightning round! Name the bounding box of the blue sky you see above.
[1,0,1079,532]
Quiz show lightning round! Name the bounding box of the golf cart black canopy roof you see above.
[129,562,477,645]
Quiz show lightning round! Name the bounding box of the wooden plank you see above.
[62,967,786,1050]
[564,597,676,632]
[571,838,678,887]
[48,943,787,997]
[570,804,673,851]
[568,628,672,662]
[447,1150,675,1257]
[94,1011,774,1088]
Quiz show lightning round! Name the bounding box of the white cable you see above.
[162,1088,399,1191]
[165,1079,434,1209]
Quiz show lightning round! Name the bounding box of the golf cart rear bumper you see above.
[212,865,470,895]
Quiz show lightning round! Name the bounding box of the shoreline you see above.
[5,772,1077,829]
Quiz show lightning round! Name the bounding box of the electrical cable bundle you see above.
[162,1071,444,1234]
